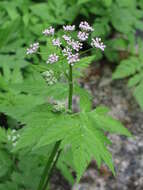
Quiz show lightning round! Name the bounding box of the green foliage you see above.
[0,60,131,186]
[113,38,143,109]
[0,0,133,188]
[1,101,130,183]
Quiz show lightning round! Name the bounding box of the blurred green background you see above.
[0,0,143,190]
[1,0,143,108]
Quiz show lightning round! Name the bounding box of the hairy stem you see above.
[37,64,73,190]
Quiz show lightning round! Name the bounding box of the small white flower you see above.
[43,26,55,36]
[12,129,16,133]
[12,136,17,142]
[77,31,89,41]
[79,21,94,32]
[46,54,59,64]
[68,39,83,52]
[62,35,71,42]
[62,47,72,57]
[13,142,17,147]
[63,25,75,31]
[42,70,54,77]
[52,38,61,47]
[91,37,106,51]
[53,101,65,112]
[67,53,80,66]
[26,42,39,55]
[42,70,57,85]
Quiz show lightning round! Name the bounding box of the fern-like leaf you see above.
[112,57,141,79]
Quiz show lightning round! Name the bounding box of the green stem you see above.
[37,64,73,190]
[37,141,60,190]
[42,149,62,190]
[42,64,73,189]
[68,64,73,110]
[79,47,93,56]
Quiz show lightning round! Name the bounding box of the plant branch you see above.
[37,64,73,190]
[37,141,61,190]
[42,149,62,190]
[68,64,73,111]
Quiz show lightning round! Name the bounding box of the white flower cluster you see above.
[7,129,20,147]
[62,34,82,65]
[91,37,106,51]
[26,21,106,66]
[67,53,80,66]
[62,47,72,56]
[63,25,75,31]
[63,35,83,52]
[42,70,57,85]
[62,35,72,43]
[46,53,59,64]
[26,42,39,55]
[67,39,83,52]
[52,38,61,47]
[77,21,94,44]
[43,26,55,36]
[78,31,89,41]
[79,21,94,32]
[53,101,65,112]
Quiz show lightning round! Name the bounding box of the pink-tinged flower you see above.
[63,25,75,31]
[91,37,106,51]
[46,54,59,64]
[79,21,94,32]
[63,35,82,51]
[68,39,83,52]
[43,26,55,36]
[77,31,89,41]
[52,38,61,47]
[26,42,39,55]
[62,35,71,42]
[62,47,72,57]
[67,53,80,66]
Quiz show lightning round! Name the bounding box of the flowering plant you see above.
[26,22,106,65]
[0,21,131,190]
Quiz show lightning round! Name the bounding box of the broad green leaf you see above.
[102,0,112,7]
[0,150,12,178]
[74,84,92,112]
[128,73,143,88]
[88,108,131,137]
[0,18,21,49]
[116,0,136,8]
[0,182,18,190]
[133,81,143,109]
[78,0,92,5]
[112,57,140,79]
[30,3,49,20]
[3,64,11,82]
[12,106,71,151]
[10,67,23,84]
[57,152,74,185]
[0,127,7,143]
[110,5,134,34]
[0,92,46,120]
[94,106,110,114]
[75,56,95,69]
[93,18,110,37]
